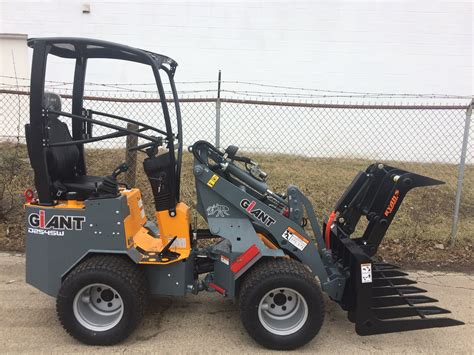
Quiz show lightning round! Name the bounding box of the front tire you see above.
[56,255,148,345]
[239,258,325,350]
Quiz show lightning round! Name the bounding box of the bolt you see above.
[338,217,345,223]
[193,166,203,176]
[378,163,384,169]
[117,221,121,225]
[115,210,120,214]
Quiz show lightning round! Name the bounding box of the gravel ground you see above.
[0,252,472,354]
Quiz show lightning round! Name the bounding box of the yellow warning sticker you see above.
[207,174,220,188]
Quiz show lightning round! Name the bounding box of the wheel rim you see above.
[258,287,309,336]
[73,283,124,332]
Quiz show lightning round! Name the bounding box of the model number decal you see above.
[28,210,86,235]
[282,227,309,251]
[240,199,276,227]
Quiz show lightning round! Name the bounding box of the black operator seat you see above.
[43,92,115,200]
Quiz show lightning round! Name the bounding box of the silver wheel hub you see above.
[73,283,124,332]
[258,287,308,335]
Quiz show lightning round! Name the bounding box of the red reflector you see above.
[209,282,226,295]
[230,244,260,274]
[24,189,34,203]
[325,211,336,249]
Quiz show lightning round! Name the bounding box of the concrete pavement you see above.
[0,252,472,353]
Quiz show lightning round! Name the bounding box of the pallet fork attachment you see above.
[326,164,464,335]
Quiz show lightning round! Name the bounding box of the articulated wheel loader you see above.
[24,38,463,350]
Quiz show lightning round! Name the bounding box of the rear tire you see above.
[239,258,325,350]
[56,255,148,345]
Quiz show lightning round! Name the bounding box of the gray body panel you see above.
[194,163,346,301]
[25,196,129,296]
[146,258,195,296]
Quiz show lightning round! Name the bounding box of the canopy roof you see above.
[27,37,177,71]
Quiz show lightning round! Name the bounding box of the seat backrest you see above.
[43,93,80,181]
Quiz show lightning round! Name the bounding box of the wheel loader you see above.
[23,37,463,350]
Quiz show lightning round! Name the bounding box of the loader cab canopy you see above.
[27,38,178,67]
[26,37,183,208]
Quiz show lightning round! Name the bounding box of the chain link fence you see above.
[0,88,471,244]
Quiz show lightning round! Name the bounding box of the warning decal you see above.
[361,263,372,283]
[207,174,220,188]
[281,227,309,251]
[220,255,230,265]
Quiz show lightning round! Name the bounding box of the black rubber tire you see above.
[56,255,148,345]
[238,258,325,350]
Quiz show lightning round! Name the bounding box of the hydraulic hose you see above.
[192,141,269,194]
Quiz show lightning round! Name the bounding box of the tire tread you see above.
[56,254,147,345]
[239,258,325,350]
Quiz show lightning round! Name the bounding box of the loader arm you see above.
[191,141,463,336]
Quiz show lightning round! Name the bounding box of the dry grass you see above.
[0,143,472,269]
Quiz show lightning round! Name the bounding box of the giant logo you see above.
[28,210,86,236]
[240,199,276,227]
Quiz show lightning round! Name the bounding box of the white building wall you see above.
[0,0,471,95]
[0,33,29,83]
[0,33,29,139]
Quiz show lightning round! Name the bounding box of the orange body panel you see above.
[155,202,191,249]
[132,227,163,251]
[24,199,85,209]
[122,189,147,248]
[122,190,191,264]
[257,232,278,249]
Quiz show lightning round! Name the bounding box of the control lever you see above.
[112,163,129,178]
[224,145,239,160]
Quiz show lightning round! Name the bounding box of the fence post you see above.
[125,123,138,187]
[215,70,222,148]
[449,99,473,246]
